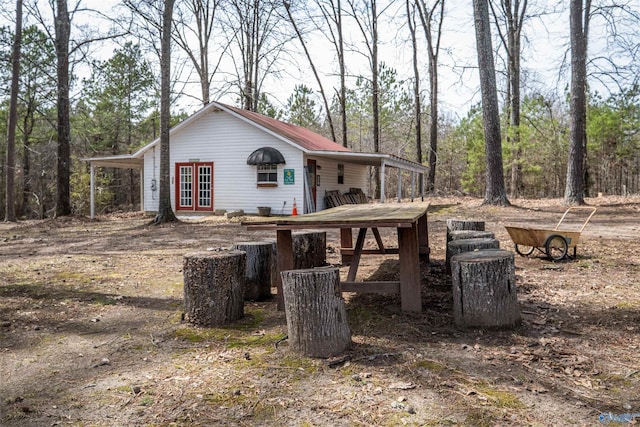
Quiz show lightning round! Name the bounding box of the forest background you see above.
[0,0,639,219]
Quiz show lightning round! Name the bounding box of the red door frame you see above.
[175,162,214,211]
[307,159,317,209]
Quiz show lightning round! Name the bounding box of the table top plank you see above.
[242,202,430,230]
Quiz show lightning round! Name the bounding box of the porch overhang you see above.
[306,150,428,202]
[81,155,145,219]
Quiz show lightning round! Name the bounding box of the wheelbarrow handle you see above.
[554,206,598,233]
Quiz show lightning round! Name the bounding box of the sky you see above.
[1,0,630,121]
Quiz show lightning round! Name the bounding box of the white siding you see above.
[143,146,160,213]
[144,110,306,215]
[308,156,368,211]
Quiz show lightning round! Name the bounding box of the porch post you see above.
[397,169,402,202]
[90,163,95,219]
[139,166,145,213]
[380,160,386,202]
[411,171,415,201]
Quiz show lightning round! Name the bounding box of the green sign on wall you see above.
[284,169,295,185]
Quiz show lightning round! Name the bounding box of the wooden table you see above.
[243,202,430,313]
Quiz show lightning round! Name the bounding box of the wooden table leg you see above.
[346,228,367,282]
[372,227,385,252]
[340,228,353,264]
[418,212,429,263]
[398,224,422,313]
[276,229,293,311]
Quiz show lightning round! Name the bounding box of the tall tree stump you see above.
[449,230,495,242]
[446,219,486,244]
[281,267,351,358]
[446,237,500,275]
[183,251,246,327]
[446,230,496,274]
[293,231,327,269]
[232,241,273,301]
[451,249,520,329]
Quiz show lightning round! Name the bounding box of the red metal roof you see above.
[219,103,351,153]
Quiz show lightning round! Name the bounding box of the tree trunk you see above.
[406,0,422,169]
[5,0,22,222]
[154,0,178,224]
[565,0,589,205]
[338,0,347,148]
[293,231,327,269]
[472,0,509,206]
[54,0,71,217]
[446,237,500,275]
[371,0,381,199]
[281,267,351,358]
[451,249,520,329]
[183,251,246,326]
[232,241,273,301]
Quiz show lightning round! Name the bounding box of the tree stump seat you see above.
[446,219,486,243]
[448,230,495,242]
[232,241,274,301]
[292,231,327,269]
[451,249,520,329]
[446,237,500,275]
[281,267,351,358]
[183,250,246,327]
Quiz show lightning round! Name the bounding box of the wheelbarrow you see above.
[504,207,597,261]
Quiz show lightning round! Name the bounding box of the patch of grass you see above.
[476,383,525,409]
[89,295,117,306]
[54,271,93,285]
[415,359,448,371]
[173,308,286,350]
[139,396,154,406]
[173,327,226,342]
[173,326,286,348]
[465,408,499,427]
[615,301,638,309]
[347,305,386,330]
[279,354,318,373]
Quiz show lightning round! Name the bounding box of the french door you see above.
[175,162,214,211]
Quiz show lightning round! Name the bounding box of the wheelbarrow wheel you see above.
[514,243,535,256]
[545,234,568,261]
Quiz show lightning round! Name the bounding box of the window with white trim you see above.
[257,164,278,184]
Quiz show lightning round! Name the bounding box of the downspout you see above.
[90,162,95,219]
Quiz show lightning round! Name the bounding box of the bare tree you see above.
[4,0,22,222]
[172,0,227,106]
[283,1,337,142]
[347,0,388,198]
[28,0,126,217]
[222,0,289,112]
[490,0,528,198]
[416,0,444,193]
[53,0,72,216]
[406,0,422,166]
[473,0,510,205]
[564,0,590,205]
[310,0,348,147]
[154,0,178,224]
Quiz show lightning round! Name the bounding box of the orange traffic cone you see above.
[292,198,298,216]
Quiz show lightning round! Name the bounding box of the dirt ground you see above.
[1,196,639,426]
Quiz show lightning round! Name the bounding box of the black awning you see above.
[246,147,286,165]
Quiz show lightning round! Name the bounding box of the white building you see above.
[83,101,427,218]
